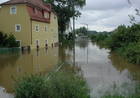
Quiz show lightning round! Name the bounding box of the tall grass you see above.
[14,70,90,98]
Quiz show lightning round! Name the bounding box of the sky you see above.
[0,0,140,32]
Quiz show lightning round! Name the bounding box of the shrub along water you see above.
[90,24,140,65]
[14,71,90,98]
[0,32,19,48]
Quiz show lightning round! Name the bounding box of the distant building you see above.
[0,0,58,49]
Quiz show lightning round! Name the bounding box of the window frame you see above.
[35,25,40,32]
[15,24,21,32]
[10,6,17,14]
[44,12,49,19]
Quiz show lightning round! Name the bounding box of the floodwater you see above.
[0,40,140,98]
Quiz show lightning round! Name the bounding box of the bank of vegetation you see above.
[0,32,19,48]
[90,24,140,65]
[14,63,90,98]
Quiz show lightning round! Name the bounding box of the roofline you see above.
[0,1,51,12]
[31,18,50,23]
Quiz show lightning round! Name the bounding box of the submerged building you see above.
[0,0,58,49]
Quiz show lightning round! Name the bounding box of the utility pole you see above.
[72,2,76,66]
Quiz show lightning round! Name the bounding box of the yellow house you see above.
[0,0,58,49]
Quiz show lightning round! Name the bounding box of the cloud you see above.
[84,0,130,11]
[76,0,140,31]
[0,0,8,4]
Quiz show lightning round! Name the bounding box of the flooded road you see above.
[74,42,140,97]
[0,40,140,98]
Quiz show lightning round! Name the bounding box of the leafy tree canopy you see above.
[44,0,86,34]
[75,27,88,36]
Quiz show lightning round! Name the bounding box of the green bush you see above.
[107,25,128,50]
[15,75,47,98]
[95,24,140,65]
[117,42,140,64]
[107,24,140,51]
[46,71,90,98]
[0,31,8,47]
[0,32,19,48]
[90,33,108,42]
[15,71,90,98]
[6,34,19,47]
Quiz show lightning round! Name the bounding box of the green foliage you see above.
[46,71,90,98]
[101,95,124,98]
[0,32,19,48]
[75,27,88,36]
[59,32,75,45]
[107,24,140,50]
[44,0,86,35]
[89,24,140,64]
[117,43,140,64]
[106,24,140,64]
[15,75,47,98]
[15,71,90,98]
[107,25,128,50]
[90,33,109,42]
[0,31,8,47]
[6,34,19,47]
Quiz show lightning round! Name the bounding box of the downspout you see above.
[31,20,33,45]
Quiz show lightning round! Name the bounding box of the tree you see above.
[44,0,86,40]
[127,0,140,24]
[75,27,88,36]
[0,32,19,48]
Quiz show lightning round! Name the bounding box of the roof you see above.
[1,0,53,23]
[1,0,51,11]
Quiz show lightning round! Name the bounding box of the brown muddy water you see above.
[0,40,140,98]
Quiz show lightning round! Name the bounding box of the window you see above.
[33,8,37,14]
[35,25,39,32]
[10,6,16,14]
[15,24,21,32]
[44,12,49,18]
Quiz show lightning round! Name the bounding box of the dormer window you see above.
[33,8,37,14]
[44,12,49,19]
[10,6,16,14]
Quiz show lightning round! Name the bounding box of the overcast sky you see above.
[0,0,140,31]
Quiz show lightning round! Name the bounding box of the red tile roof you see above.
[1,0,51,11]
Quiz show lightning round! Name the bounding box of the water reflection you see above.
[0,48,59,93]
[0,40,140,98]
[75,39,89,49]
[59,40,140,97]
[109,52,140,81]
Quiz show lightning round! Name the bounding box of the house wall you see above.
[31,12,58,48]
[0,4,31,47]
